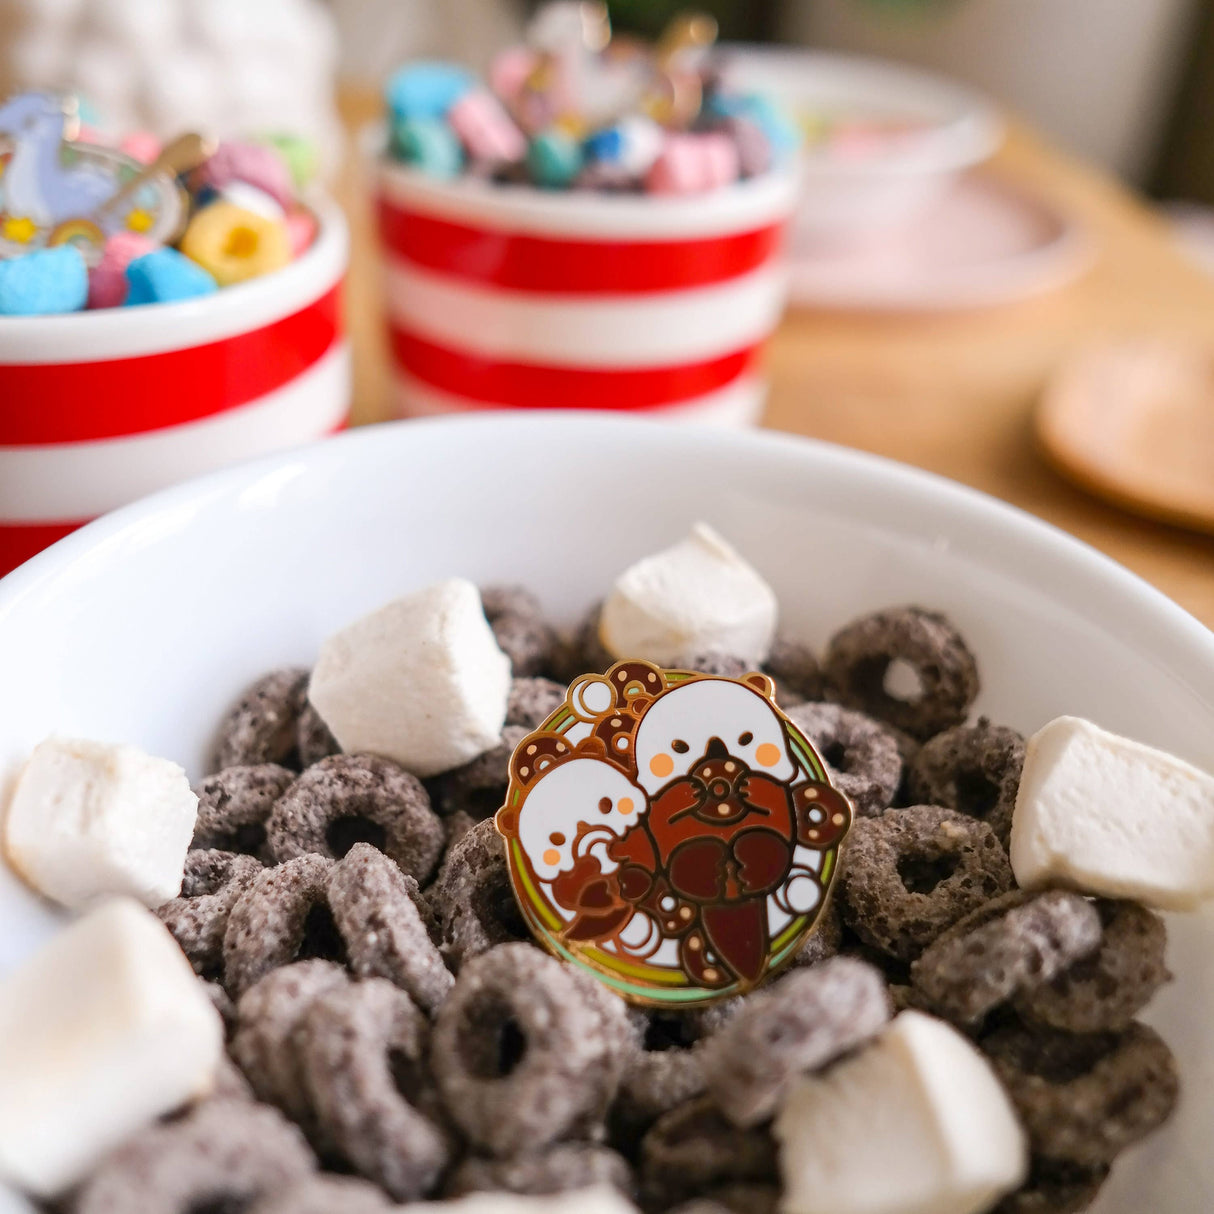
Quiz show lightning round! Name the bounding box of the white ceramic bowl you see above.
[723,47,1003,244]
[373,152,798,426]
[0,199,350,577]
[0,414,1211,1212]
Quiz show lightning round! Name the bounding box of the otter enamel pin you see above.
[495,661,852,1005]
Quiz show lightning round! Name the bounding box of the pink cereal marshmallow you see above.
[489,46,538,108]
[87,232,156,308]
[198,141,295,210]
[284,207,318,257]
[645,132,740,195]
[119,131,162,164]
[448,90,526,164]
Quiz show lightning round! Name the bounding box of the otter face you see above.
[634,678,796,797]
[517,758,648,882]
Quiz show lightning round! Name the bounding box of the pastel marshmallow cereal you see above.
[774,1010,1027,1214]
[0,898,224,1197]
[599,523,778,667]
[2,737,198,910]
[1009,715,1214,910]
[308,578,511,778]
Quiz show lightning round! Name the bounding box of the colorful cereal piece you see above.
[125,247,218,305]
[198,141,295,211]
[86,231,155,309]
[0,245,87,315]
[119,131,162,164]
[391,116,465,179]
[284,207,318,258]
[449,89,527,165]
[708,91,799,158]
[385,60,476,121]
[180,201,291,287]
[645,132,740,195]
[256,132,322,190]
[528,129,585,188]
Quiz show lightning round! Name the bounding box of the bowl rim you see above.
[1,414,1211,709]
[0,196,348,362]
[720,45,1004,178]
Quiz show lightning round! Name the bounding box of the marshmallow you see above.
[3,737,198,910]
[309,578,511,779]
[774,1011,1027,1214]
[431,1187,639,1214]
[1010,715,1214,911]
[599,523,778,667]
[0,899,224,1197]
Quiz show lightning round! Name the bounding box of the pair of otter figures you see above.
[497,663,851,993]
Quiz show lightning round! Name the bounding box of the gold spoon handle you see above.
[94,131,216,218]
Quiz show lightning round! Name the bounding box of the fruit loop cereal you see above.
[383,3,798,195]
[0,90,321,315]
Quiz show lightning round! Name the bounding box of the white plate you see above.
[790,171,1092,311]
[0,414,1212,1212]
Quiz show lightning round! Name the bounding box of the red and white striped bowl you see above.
[0,201,349,578]
[373,157,798,425]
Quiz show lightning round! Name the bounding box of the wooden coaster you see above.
[1037,339,1214,536]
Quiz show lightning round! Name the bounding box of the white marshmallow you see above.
[0,898,223,1197]
[423,1187,640,1214]
[774,1010,1027,1214]
[308,578,511,779]
[3,737,198,911]
[599,523,778,667]
[1009,715,1214,910]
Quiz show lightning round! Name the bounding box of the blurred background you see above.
[0,0,1211,625]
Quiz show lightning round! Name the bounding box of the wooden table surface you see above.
[337,93,1214,630]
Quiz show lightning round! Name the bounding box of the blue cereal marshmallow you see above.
[385,61,475,122]
[527,129,584,188]
[124,248,218,306]
[391,116,465,179]
[0,246,88,315]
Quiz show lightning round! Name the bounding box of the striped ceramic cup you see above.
[374,159,798,425]
[0,201,349,578]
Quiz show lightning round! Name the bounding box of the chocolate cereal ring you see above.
[701,957,892,1126]
[839,804,1014,961]
[683,652,750,679]
[431,943,623,1156]
[983,1022,1179,1168]
[910,890,1102,1027]
[231,959,349,1132]
[558,601,613,680]
[157,849,263,976]
[192,763,294,859]
[993,1160,1109,1214]
[299,977,451,1200]
[436,725,528,819]
[268,754,444,883]
[327,842,453,1013]
[445,1144,634,1198]
[908,718,1025,845]
[787,702,903,817]
[481,584,559,676]
[248,1175,394,1214]
[762,637,823,705]
[74,1099,315,1214]
[426,817,528,969]
[1014,900,1171,1033]
[296,701,341,768]
[640,1096,778,1211]
[824,607,979,741]
[212,667,310,771]
[506,677,567,730]
[223,855,345,996]
[611,1046,707,1151]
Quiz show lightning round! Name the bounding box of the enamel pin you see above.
[496,661,852,1006]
